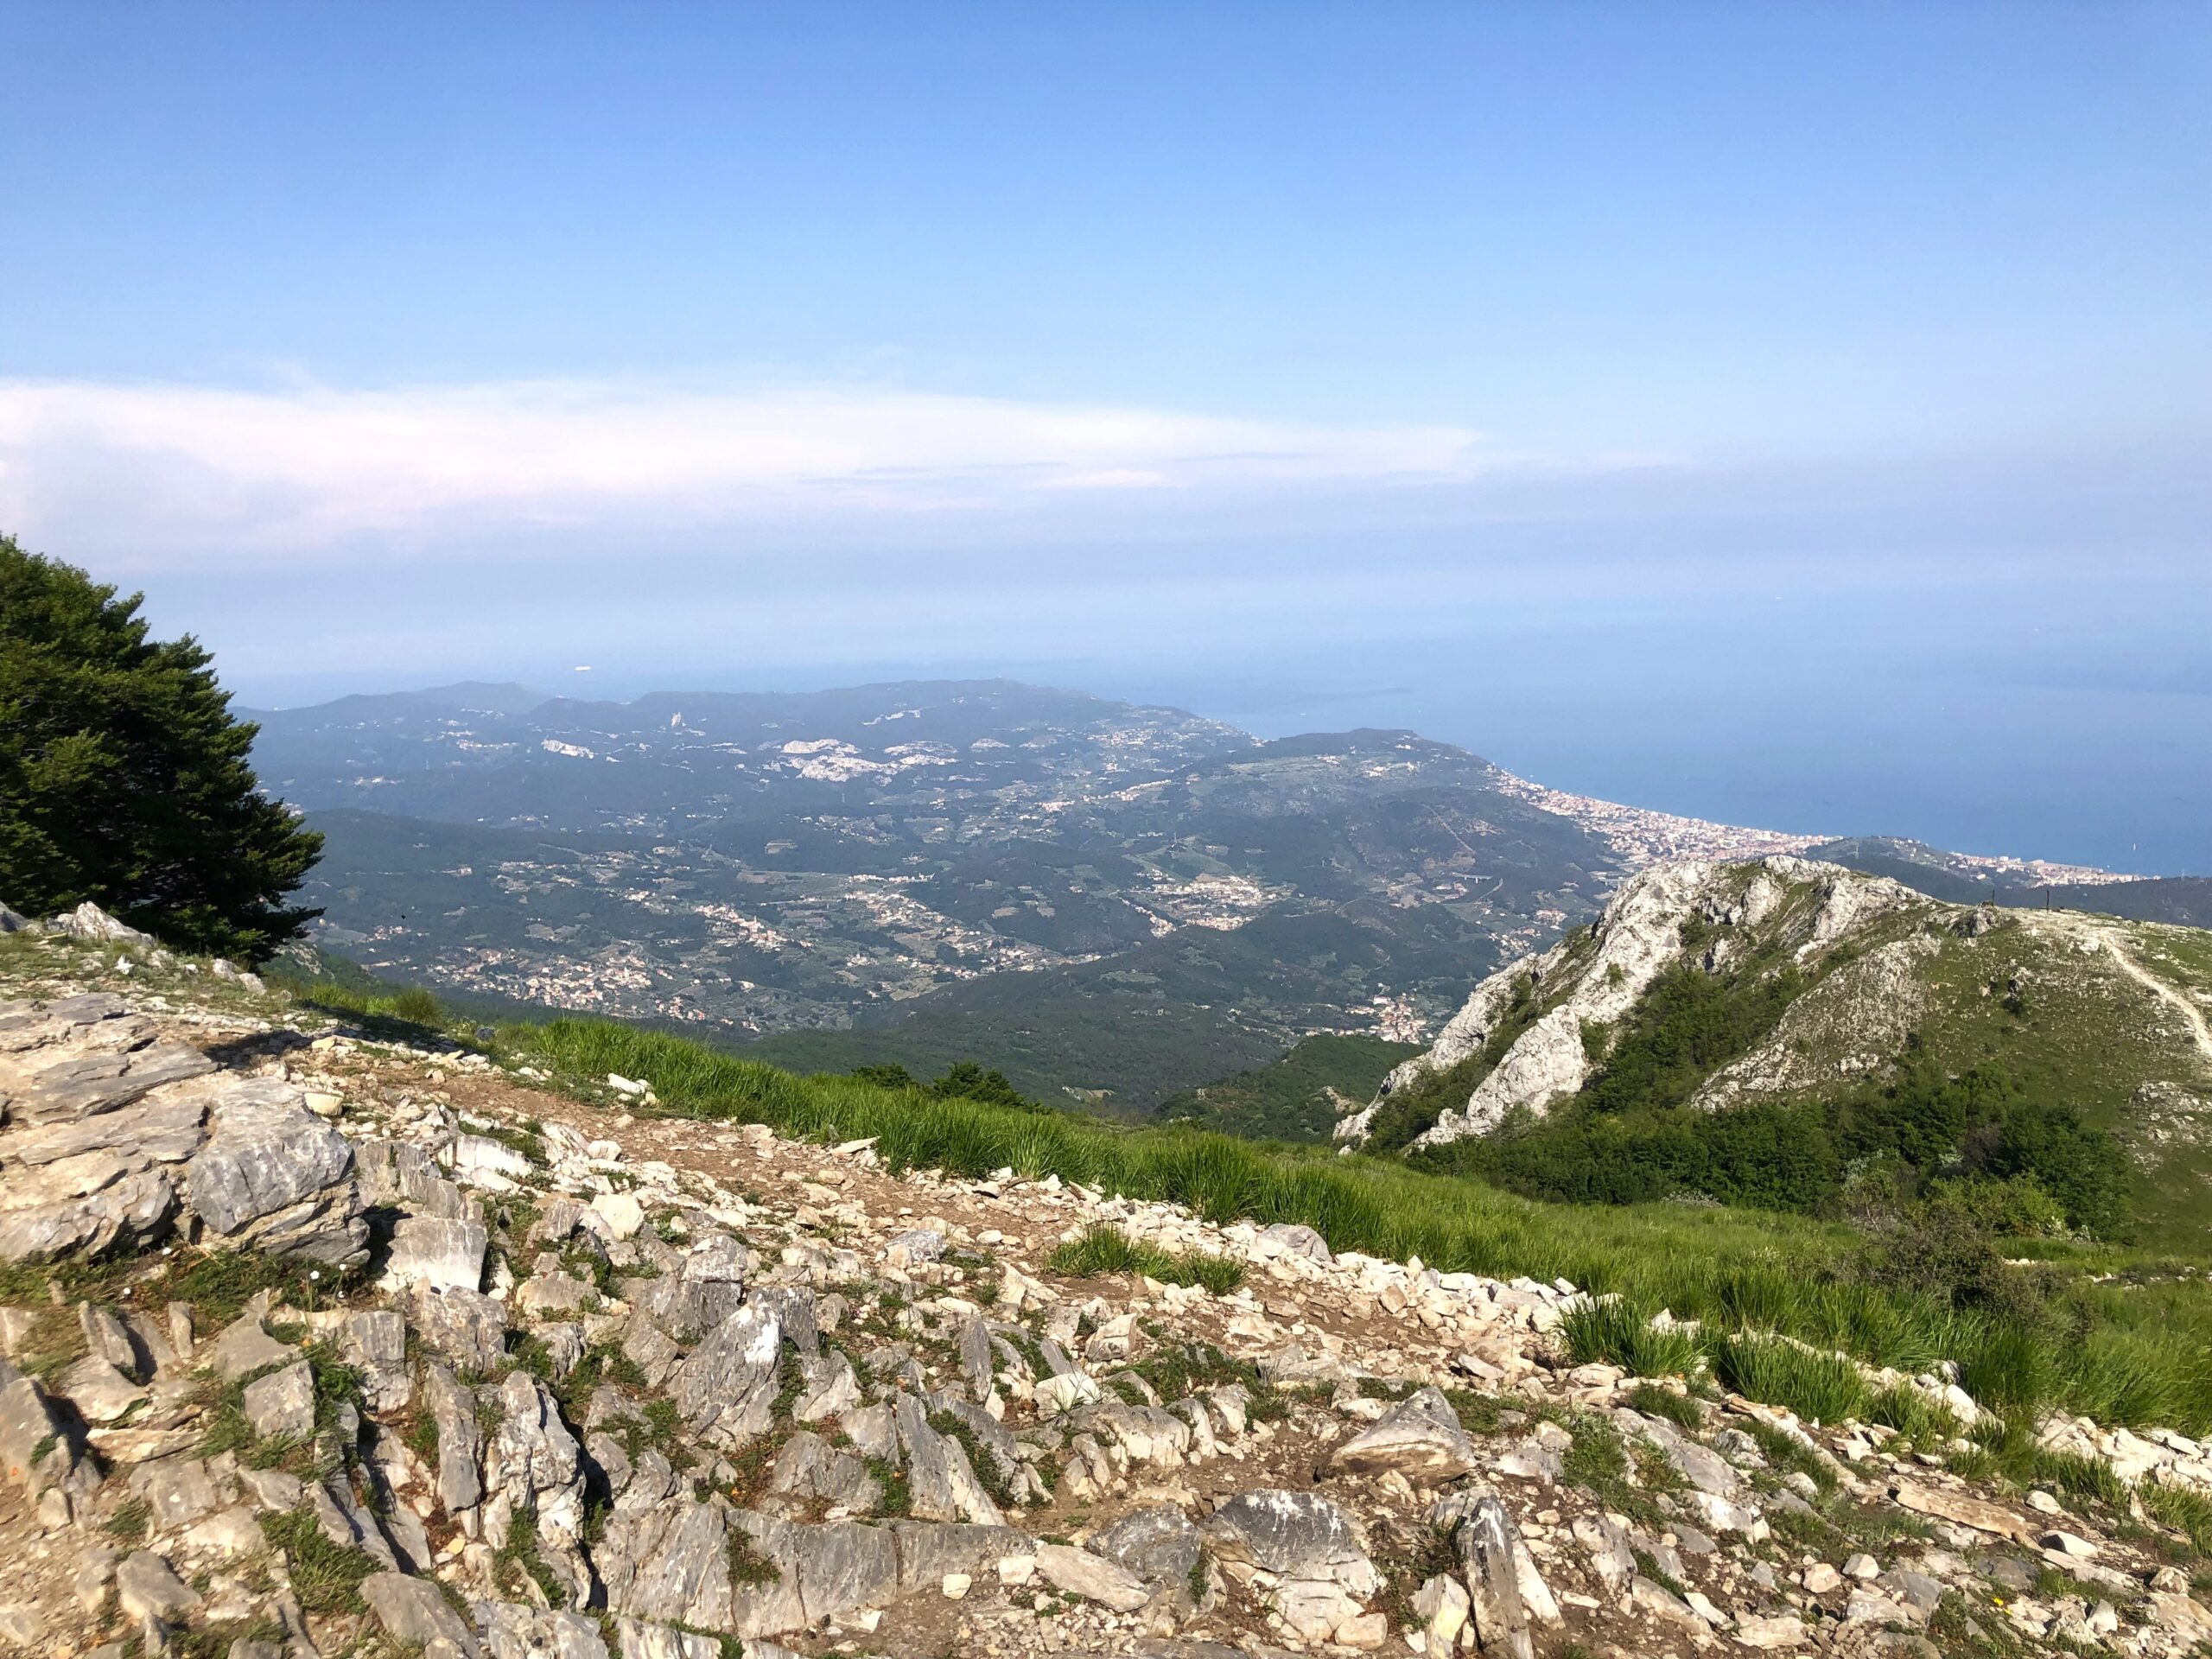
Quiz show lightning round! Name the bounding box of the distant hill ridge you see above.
[241,677,2204,1113]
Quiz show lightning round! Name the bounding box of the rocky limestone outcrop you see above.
[0,992,366,1266]
[8,924,2212,1659]
[1342,856,1937,1151]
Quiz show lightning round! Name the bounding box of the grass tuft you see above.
[1711,1334,1866,1425]
[259,1506,378,1616]
[1046,1224,1245,1294]
[1561,1296,1701,1378]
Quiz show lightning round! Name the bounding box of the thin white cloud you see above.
[0,376,1485,565]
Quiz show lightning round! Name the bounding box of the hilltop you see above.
[1338,858,2212,1249]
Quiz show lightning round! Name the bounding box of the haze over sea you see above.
[219,568,2207,880]
[10,7,2209,879]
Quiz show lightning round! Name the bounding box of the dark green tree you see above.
[0,537,322,961]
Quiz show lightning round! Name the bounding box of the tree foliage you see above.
[850,1058,1050,1113]
[0,537,322,960]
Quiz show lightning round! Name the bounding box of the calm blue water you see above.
[1093,589,2211,876]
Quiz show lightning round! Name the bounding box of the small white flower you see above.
[309,1270,321,1281]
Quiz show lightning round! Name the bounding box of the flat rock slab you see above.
[1034,1542,1152,1611]
[207,1314,296,1382]
[1892,1481,2037,1545]
[362,1570,483,1659]
[1330,1386,1479,1480]
[243,1359,316,1441]
[385,1217,488,1293]
[1204,1490,1377,1594]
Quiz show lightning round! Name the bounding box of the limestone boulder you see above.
[184,1079,366,1265]
[1329,1386,1479,1481]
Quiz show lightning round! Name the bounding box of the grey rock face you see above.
[207,1312,296,1382]
[747,1287,819,1355]
[242,1360,316,1441]
[0,1162,175,1262]
[481,1602,611,1659]
[1455,1491,1534,1659]
[57,1354,145,1422]
[1330,1386,1480,1481]
[734,1513,899,1636]
[4,1043,214,1128]
[385,1216,488,1293]
[1091,1505,1204,1586]
[481,1371,589,1603]
[78,1302,142,1375]
[361,1570,483,1658]
[672,1304,784,1449]
[885,1228,945,1263]
[423,1362,485,1521]
[516,1262,598,1319]
[408,1283,510,1373]
[316,1468,401,1569]
[335,1307,411,1411]
[932,1394,1022,1487]
[888,1520,1034,1592]
[0,1363,86,1497]
[184,1079,366,1265]
[114,1550,200,1624]
[958,1316,996,1401]
[126,1456,220,1530]
[791,1351,860,1423]
[598,1488,738,1631]
[49,902,150,944]
[892,1391,1006,1526]
[1033,1542,1151,1611]
[611,1618,723,1659]
[623,1232,749,1383]
[2,1092,207,1169]
[1203,1490,1377,1593]
[767,1431,880,1510]
[1572,1513,1635,1593]
[359,1137,476,1219]
[1630,1409,1739,1497]
[1261,1223,1332,1263]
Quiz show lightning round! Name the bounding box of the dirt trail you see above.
[2102,926,2212,1068]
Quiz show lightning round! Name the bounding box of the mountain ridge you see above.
[1338,855,2212,1248]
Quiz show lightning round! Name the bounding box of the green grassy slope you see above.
[505,1009,2212,1435]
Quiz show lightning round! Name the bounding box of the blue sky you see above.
[3,4,2208,866]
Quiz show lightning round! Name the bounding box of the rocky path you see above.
[5,915,2212,1659]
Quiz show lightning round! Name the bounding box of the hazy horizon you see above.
[5,5,2206,874]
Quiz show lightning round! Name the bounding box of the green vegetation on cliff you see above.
[1153,1033,1421,1141]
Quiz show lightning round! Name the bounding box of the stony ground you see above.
[6,914,2212,1659]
